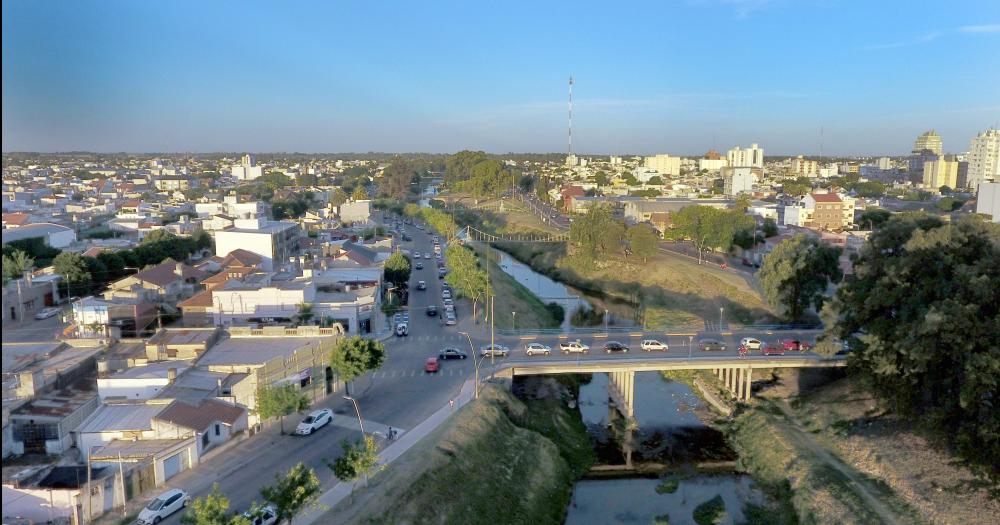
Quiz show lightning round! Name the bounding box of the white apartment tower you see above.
[727,144,764,168]
[967,129,1000,190]
[231,153,263,181]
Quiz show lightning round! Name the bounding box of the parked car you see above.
[444,304,455,314]
[699,338,726,351]
[739,337,763,350]
[640,339,668,352]
[480,344,510,357]
[445,312,457,325]
[424,357,440,373]
[782,339,811,352]
[137,489,190,525]
[603,341,629,353]
[439,347,468,360]
[395,323,408,336]
[242,505,277,525]
[559,340,590,354]
[417,280,427,290]
[295,409,333,435]
[33,307,61,320]
[441,290,452,299]
[762,342,785,356]
[426,305,438,316]
[443,298,454,306]
[524,342,552,356]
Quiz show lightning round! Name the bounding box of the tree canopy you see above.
[181,484,249,525]
[259,463,321,525]
[256,384,309,434]
[383,252,411,286]
[664,206,754,263]
[827,213,1000,482]
[328,336,386,393]
[627,224,659,262]
[328,435,382,488]
[758,234,842,322]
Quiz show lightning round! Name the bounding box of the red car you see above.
[762,342,785,356]
[424,357,439,373]
[782,339,811,352]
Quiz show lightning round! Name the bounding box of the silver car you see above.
[479,344,510,357]
[524,343,551,356]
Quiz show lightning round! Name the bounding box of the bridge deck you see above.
[498,355,845,376]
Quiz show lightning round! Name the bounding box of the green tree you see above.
[935,196,966,212]
[517,174,534,192]
[569,204,615,260]
[257,384,309,434]
[2,249,34,282]
[383,252,411,286]
[444,245,489,321]
[627,224,659,262]
[646,175,664,186]
[593,172,609,186]
[328,435,382,492]
[181,484,249,525]
[259,463,321,525]
[858,208,892,230]
[378,159,419,200]
[758,234,842,322]
[828,213,1000,482]
[667,206,751,263]
[330,187,349,207]
[761,218,779,237]
[328,336,386,395]
[258,172,292,191]
[193,229,214,251]
[351,185,369,200]
[53,251,91,294]
[295,303,314,325]
[780,178,812,197]
[853,180,886,198]
[733,193,752,213]
[141,229,174,245]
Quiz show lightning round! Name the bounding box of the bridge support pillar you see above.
[607,370,635,419]
[742,368,753,401]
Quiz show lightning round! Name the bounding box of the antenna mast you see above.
[568,76,574,157]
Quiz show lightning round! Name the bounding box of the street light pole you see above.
[689,335,694,358]
[719,307,724,331]
[604,309,609,334]
[512,311,516,332]
[459,331,482,399]
[342,395,369,485]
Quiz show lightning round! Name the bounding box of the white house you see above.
[97,361,194,401]
[1,223,77,249]
[214,218,299,272]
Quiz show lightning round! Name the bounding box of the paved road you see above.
[1,309,70,343]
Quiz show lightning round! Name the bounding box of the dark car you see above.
[415,262,424,270]
[426,305,438,316]
[699,338,726,351]
[603,341,629,353]
[438,347,468,360]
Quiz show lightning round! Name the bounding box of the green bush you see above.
[693,495,726,525]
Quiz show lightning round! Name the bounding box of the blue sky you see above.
[3,0,999,155]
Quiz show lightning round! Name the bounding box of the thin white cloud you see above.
[864,31,941,50]
[958,24,1000,33]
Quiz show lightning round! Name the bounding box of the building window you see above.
[214,424,220,436]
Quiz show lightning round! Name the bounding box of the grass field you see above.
[469,244,563,330]
[322,383,593,525]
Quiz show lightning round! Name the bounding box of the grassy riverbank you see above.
[469,244,563,329]
[323,382,594,524]
[494,241,776,329]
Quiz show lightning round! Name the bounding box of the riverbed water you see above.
[566,372,764,524]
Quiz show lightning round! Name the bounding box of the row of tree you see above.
[444,150,519,199]
[443,245,490,320]
[566,204,663,263]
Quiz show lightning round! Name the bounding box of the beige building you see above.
[803,193,855,231]
[914,130,943,156]
[923,156,959,191]
[643,154,681,177]
[790,156,819,177]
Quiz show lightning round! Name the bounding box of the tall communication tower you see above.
[568,76,574,157]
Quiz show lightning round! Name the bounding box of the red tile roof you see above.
[130,259,207,287]
[178,289,214,308]
[2,212,31,227]
[811,193,842,203]
[219,249,263,269]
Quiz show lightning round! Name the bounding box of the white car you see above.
[395,323,409,337]
[641,339,669,352]
[414,252,421,259]
[480,344,510,357]
[33,307,61,320]
[445,312,457,325]
[443,298,454,306]
[137,489,190,524]
[559,340,590,354]
[442,290,452,299]
[425,252,432,259]
[296,409,333,435]
[525,343,552,356]
[740,337,763,350]
[243,504,278,525]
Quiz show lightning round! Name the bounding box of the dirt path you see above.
[773,400,908,525]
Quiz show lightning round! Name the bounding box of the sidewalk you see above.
[297,379,477,525]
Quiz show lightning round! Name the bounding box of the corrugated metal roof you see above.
[76,403,164,433]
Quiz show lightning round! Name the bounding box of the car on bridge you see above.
[699,338,726,352]
[762,342,785,356]
[739,337,763,350]
[480,344,510,357]
[603,341,629,353]
[439,347,468,360]
[559,340,590,354]
[782,339,812,352]
[641,339,668,352]
[424,357,440,373]
[524,342,552,356]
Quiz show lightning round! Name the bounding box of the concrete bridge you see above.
[493,354,846,417]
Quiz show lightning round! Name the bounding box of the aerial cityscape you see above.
[2,1,999,525]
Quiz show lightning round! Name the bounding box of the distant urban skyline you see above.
[3,0,999,155]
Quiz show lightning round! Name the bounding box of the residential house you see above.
[105,259,206,304]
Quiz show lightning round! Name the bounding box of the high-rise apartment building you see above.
[231,153,263,181]
[914,130,943,156]
[727,144,764,168]
[790,155,819,177]
[922,156,960,191]
[877,157,892,170]
[643,154,681,177]
[722,167,758,197]
[966,129,1000,190]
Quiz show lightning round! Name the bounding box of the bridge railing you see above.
[496,323,823,337]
